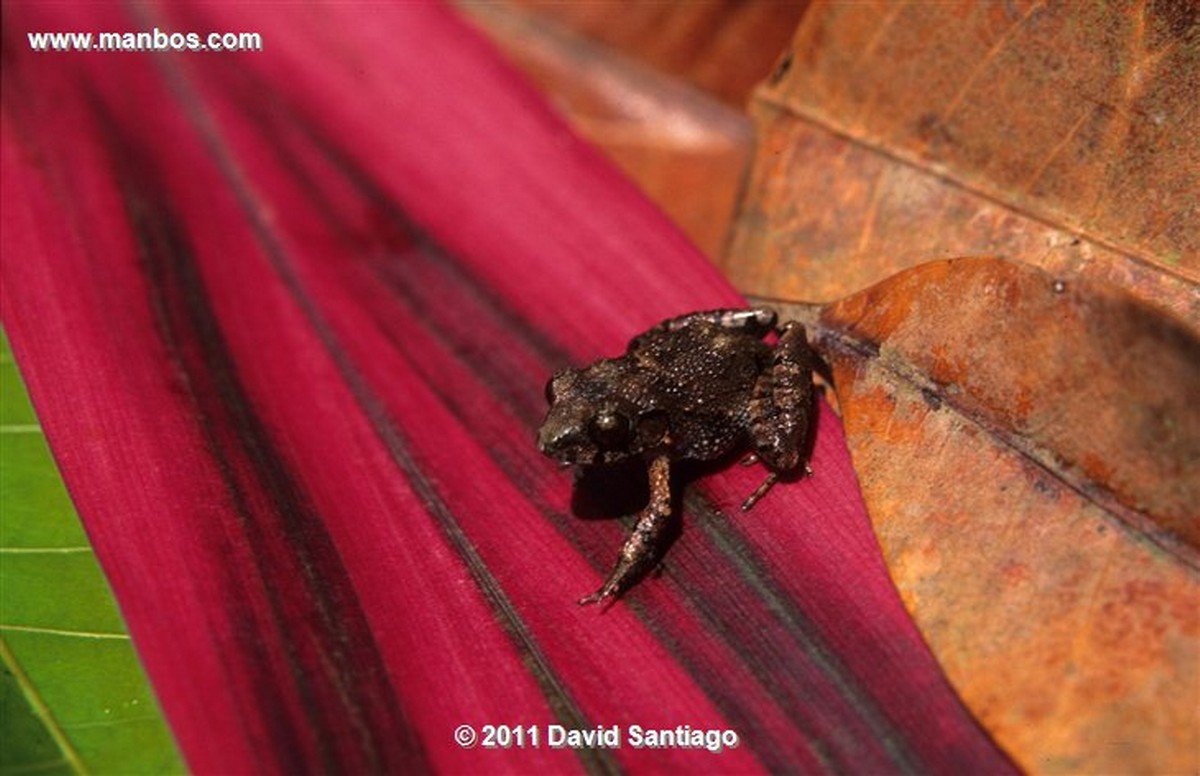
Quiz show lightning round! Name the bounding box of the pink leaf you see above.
[3,2,1015,772]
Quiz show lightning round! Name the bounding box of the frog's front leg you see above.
[743,321,816,511]
[579,452,673,607]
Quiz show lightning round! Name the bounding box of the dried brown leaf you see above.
[459,3,754,259]
[762,256,1199,773]
[728,0,1199,320]
[498,0,808,107]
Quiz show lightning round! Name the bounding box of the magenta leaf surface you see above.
[2,3,1015,773]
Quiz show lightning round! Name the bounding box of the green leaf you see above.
[0,331,184,775]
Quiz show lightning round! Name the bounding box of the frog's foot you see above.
[577,586,620,610]
[741,472,778,512]
[741,463,815,512]
[577,544,649,610]
[577,532,666,609]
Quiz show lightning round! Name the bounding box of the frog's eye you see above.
[544,377,556,403]
[588,410,630,450]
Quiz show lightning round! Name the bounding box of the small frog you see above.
[537,308,817,606]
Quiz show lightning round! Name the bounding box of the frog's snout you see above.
[536,424,556,456]
[536,422,570,459]
[538,419,591,467]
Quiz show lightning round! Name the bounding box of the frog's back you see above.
[633,322,771,461]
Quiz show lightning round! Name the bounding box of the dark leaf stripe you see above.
[153,42,620,775]
[105,112,424,773]
[136,19,599,773]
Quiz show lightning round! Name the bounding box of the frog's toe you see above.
[577,586,619,610]
[741,471,780,512]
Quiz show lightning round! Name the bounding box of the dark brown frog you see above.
[538,308,817,606]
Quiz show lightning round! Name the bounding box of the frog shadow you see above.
[570,457,653,521]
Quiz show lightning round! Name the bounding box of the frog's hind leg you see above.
[743,322,816,511]
[632,309,778,349]
[579,452,675,607]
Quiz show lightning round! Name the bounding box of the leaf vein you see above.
[0,636,89,774]
[1,624,130,640]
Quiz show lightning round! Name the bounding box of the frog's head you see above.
[537,362,667,467]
